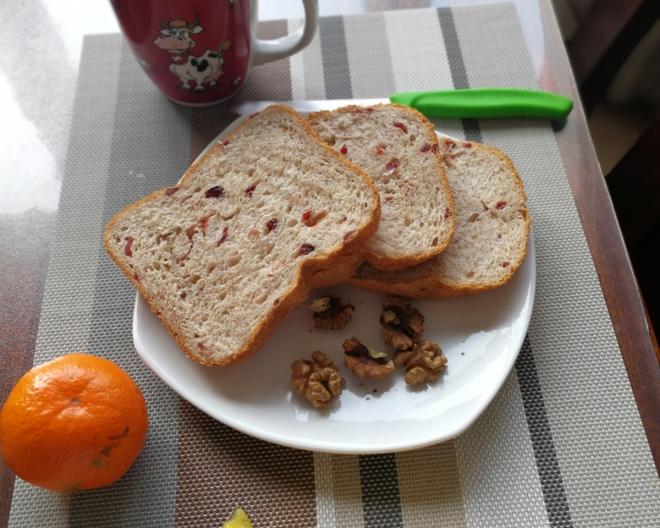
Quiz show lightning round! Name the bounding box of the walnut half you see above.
[291,351,344,408]
[394,340,447,386]
[380,297,425,351]
[342,337,395,379]
[310,296,355,330]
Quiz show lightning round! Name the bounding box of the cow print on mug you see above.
[153,15,232,92]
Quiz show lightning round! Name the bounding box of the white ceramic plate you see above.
[132,114,536,454]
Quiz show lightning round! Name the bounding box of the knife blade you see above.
[229,88,573,120]
[229,98,386,115]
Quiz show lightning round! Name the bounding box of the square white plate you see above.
[132,112,536,454]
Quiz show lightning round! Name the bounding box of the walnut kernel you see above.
[380,297,424,350]
[310,296,355,330]
[290,351,343,408]
[394,340,447,386]
[342,338,395,379]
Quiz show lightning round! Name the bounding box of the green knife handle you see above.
[390,88,573,119]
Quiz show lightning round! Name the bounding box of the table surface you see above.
[1,0,658,524]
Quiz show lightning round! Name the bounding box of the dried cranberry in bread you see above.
[308,104,455,272]
[104,105,380,365]
[351,138,530,298]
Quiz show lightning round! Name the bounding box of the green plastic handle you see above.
[389,88,573,119]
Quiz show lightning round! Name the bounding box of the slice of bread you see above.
[104,105,380,366]
[308,104,455,272]
[351,137,530,298]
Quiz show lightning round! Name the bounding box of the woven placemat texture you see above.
[8,4,660,527]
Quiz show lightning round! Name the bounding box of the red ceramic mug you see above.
[111,0,318,106]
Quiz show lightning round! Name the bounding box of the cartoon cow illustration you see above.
[154,16,232,91]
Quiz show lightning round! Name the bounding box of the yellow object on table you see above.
[223,508,253,528]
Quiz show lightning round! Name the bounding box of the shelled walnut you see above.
[394,340,447,386]
[342,338,395,380]
[380,297,424,350]
[309,296,355,330]
[290,351,344,408]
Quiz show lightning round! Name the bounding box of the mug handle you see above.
[251,0,319,66]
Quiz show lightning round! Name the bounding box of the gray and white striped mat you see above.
[8,4,659,527]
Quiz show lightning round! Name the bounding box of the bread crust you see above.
[104,105,380,366]
[349,140,531,299]
[308,104,455,272]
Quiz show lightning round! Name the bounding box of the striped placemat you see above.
[8,4,660,527]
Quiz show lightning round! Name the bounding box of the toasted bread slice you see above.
[105,105,380,365]
[351,138,530,298]
[308,104,455,271]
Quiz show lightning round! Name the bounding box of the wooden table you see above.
[1,0,658,524]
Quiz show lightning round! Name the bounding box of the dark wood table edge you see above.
[540,0,660,471]
[0,211,53,527]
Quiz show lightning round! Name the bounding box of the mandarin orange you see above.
[0,353,148,492]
